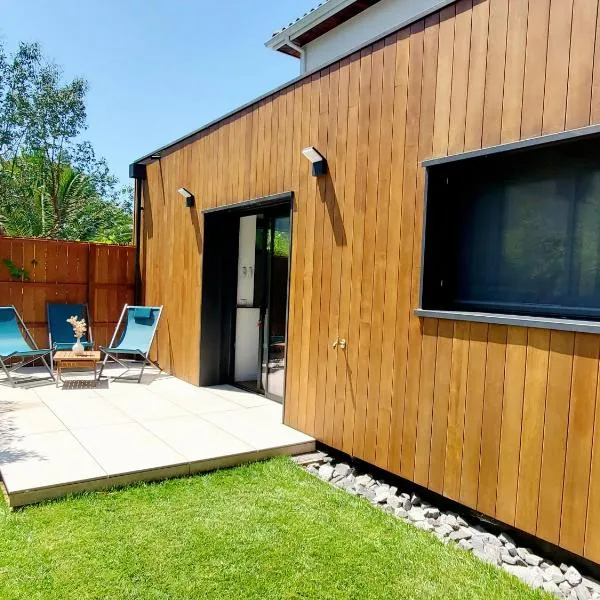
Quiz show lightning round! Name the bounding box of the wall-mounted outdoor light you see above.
[177,187,195,208]
[302,146,328,176]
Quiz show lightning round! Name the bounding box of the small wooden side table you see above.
[54,351,102,388]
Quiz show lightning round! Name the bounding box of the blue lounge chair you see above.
[47,303,94,369]
[0,306,54,387]
[98,305,163,382]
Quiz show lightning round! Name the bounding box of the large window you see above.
[422,136,600,320]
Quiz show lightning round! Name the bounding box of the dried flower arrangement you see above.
[66,315,87,341]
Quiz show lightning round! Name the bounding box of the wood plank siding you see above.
[140,0,600,563]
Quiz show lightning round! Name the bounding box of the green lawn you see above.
[0,458,548,599]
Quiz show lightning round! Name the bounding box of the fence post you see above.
[87,243,95,327]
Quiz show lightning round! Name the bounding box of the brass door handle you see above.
[332,337,347,350]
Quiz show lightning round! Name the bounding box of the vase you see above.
[72,339,84,355]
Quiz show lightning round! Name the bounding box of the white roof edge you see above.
[265,0,355,51]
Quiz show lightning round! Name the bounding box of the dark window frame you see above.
[419,125,600,326]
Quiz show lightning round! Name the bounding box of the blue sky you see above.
[0,0,316,185]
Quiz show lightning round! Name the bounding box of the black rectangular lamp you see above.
[177,187,195,208]
[302,147,328,176]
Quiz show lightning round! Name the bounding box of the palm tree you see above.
[0,152,131,241]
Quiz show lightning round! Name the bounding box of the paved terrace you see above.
[0,368,314,507]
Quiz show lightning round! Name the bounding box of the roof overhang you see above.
[266,0,382,57]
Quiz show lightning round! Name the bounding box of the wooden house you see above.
[131,0,600,566]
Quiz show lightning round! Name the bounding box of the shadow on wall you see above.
[190,207,203,254]
[318,173,347,247]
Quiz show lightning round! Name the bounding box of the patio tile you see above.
[205,385,273,408]
[1,370,315,506]
[143,415,255,461]
[35,386,101,402]
[145,376,205,397]
[244,402,285,423]
[71,422,187,475]
[102,391,190,422]
[0,385,43,404]
[42,395,131,429]
[200,407,313,451]
[0,430,106,493]
[154,387,243,415]
[0,402,66,436]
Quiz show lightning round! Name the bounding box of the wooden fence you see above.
[0,237,135,349]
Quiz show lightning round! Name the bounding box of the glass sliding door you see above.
[263,215,290,401]
[233,209,290,402]
[234,214,267,394]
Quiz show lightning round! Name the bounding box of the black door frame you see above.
[199,192,294,403]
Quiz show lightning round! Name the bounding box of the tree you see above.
[0,41,132,242]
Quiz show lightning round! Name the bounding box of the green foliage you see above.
[273,229,289,257]
[1,258,30,281]
[0,41,132,243]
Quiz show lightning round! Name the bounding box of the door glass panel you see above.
[266,216,290,401]
[234,215,267,394]
[233,210,290,401]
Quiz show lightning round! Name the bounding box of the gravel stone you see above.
[400,497,413,511]
[355,474,373,487]
[498,532,515,546]
[424,507,440,519]
[333,463,352,477]
[504,565,529,580]
[524,568,545,589]
[543,566,565,585]
[474,545,502,566]
[386,495,401,509]
[524,553,544,567]
[504,542,518,557]
[517,547,531,560]
[501,552,526,566]
[566,566,583,587]
[407,508,426,523]
[449,528,472,542]
[394,508,408,518]
[458,539,473,552]
[341,475,355,488]
[435,524,454,538]
[576,584,593,600]
[542,581,563,598]
[471,536,485,552]
[560,581,574,594]
[318,464,335,481]
[373,486,390,504]
[363,489,376,502]
[584,578,600,594]
[481,534,503,548]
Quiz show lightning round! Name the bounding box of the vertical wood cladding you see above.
[141,0,600,563]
